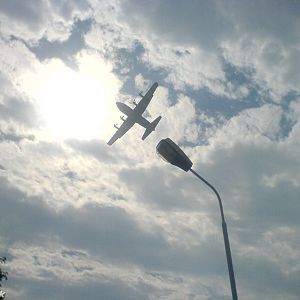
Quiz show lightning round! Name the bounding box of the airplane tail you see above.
[142,116,162,140]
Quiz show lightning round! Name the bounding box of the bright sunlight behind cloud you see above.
[24,52,121,140]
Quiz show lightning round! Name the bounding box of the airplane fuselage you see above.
[116,102,150,127]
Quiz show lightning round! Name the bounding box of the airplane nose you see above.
[116,102,122,109]
[116,102,131,115]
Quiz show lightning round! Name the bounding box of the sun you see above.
[32,53,121,140]
[40,68,106,139]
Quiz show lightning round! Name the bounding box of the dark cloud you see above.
[0,96,38,128]
[0,177,166,269]
[0,0,44,29]
[66,139,124,164]
[0,178,55,244]
[222,0,300,46]
[30,18,93,68]
[7,277,149,300]
[0,71,38,128]
[112,41,168,94]
[120,0,235,51]
[120,0,300,50]
[200,142,300,228]
[1,142,299,298]
[0,0,91,40]
[0,131,35,144]
[236,257,300,299]
[0,177,235,282]
[119,166,201,211]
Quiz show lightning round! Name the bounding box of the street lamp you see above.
[156,138,238,300]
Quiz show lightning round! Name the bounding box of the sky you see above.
[0,0,300,299]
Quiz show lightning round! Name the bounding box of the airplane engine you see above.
[120,115,126,121]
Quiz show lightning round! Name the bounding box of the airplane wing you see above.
[107,117,136,145]
[135,82,158,114]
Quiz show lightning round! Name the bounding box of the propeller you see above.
[114,124,119,129]
[125,97,138,107]
[120,115,126,121]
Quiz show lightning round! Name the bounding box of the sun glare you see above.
[31,53,120,140]
[41,70,105,139]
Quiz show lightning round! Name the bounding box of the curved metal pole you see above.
[190,168,238,300]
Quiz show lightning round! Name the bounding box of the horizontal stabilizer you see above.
[142,116,161,140]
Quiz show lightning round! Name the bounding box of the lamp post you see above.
[156,138,238,300]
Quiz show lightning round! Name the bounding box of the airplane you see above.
[107,82,161,145]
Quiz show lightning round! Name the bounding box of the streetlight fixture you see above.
[156,138,238,300]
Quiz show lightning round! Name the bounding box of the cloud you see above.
[155,94,198,143]
[120,0,234,51]
[115,0,300,100]
[0,176,230,299]
[0,0,45,32]
[0,94,38,128]
[66,139,122,164]
[0,0,91,42]
[30,18,93,68]
[1,1,300,299]
[212,104,283,146]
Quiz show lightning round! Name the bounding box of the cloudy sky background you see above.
[0,0,300,299]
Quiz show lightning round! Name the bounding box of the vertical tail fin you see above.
[142,116,161,140]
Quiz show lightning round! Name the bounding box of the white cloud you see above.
[156,95,198,143]
[211,104,283,148]
[134,73,149,91]
[222,38,300,100]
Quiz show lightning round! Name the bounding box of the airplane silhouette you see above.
[107,82,161,145]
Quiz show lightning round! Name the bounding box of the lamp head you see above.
[156,138,193,172]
